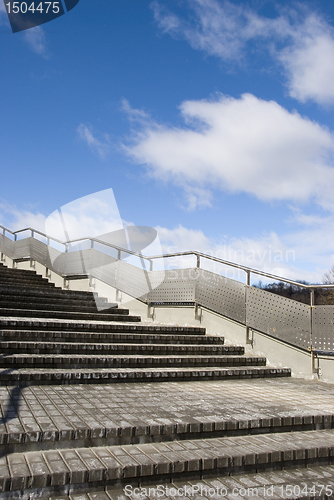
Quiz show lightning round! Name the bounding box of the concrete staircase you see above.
[1,262,334,499]
[0,263,290,386]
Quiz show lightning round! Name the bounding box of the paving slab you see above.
[0,378,333,452]
[1,430,334,497]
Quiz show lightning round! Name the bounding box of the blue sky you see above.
[1,0,334,283]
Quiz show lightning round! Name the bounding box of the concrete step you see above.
[0,275,55,285]
[0,366,291,385]
[0,308,139,322]
[0,279,57,292]
[0,429,332,497]
[0,340,238,355]
[0,288,112,305]
[0,330,222,345]
[0,301,126,315]
[0,287,117,310]
[32,465,334,500]
[0,379,331,455]
[0,285,93,298]
[0,268,49,278]
[0,321,206,336]
[0,354,265,369]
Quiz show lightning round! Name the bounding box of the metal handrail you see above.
[1,223,334,291]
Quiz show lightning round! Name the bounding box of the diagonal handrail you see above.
[1,223,334,290]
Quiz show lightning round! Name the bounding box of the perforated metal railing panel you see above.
[0,234,15,259]
[30,238,48,266]
[246,287,311,350]
[89,249,117,287]
[196,269,245,323]
[13,237,32,260]
[313,306,334,352]
[116,260,153,299]
[3,234,334,353]
[147,268,195,303]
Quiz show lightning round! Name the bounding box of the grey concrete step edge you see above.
[0,366,291,385]
[26,464,334,500]
[0,303,127,314]
[0,356,266,370]
[0,310,141,322]
[0,299,116,311]
[0,342,235,354]
[0,354,266,367]
[0,429,334,496]
[0,277,55,285]
[0,286,93,297]
[0,295,114,307]
[0,293,114,304]
[0,334,222,345]
[0,324,206,335]
[2,410,333,455]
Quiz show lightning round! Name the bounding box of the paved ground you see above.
[1,377,334,449]
[35,464,334,500]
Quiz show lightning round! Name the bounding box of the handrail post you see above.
[149,260,153,272]
[196,255,200,268]
[245,270,253,347]
[309,288,318,376]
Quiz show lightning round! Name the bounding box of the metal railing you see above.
[1,224,334,357]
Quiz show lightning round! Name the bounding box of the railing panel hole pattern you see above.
[147,269,196,303]
[116,260,155,299]
[1,232,334,352]
[246,287,311,351]
[0,234,15,259]
[196,269,245,323]
[313,307,334,352]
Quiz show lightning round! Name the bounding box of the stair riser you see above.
[0,309,140,321]
[0,367,291,385]
[0,357,266,369]
[3,418,333,455]
[0,293,110,307]
[0,439,331,498]
[0,324,206,335]
[0,277,54,285]
[0,302,125,314]
[0,286,93,298]
[0,345,238,355]
[0,333,223,346]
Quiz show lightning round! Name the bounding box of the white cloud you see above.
[152,0,284,63]
[0,202,46,233]
[24,26,47,56]
[125,93,334,210]
[1,201,332,283]
[156,224,325,283]
[279,16,334,105]
[77,124,111,159]
[153,0,334,106]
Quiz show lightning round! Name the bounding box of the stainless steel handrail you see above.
[1,223,333,290]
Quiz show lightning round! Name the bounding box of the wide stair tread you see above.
[0,308,141,322]
[34,465,334,500]
[0,353,265,369]
[0,365,291,385]
[0,340,238,354]
[0,332,223,347]
[0,429,333,496]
